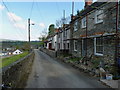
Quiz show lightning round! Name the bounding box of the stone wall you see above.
[2,51,35,88]
[40,48,56,58]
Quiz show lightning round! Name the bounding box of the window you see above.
[74,21,78,31]
[95,10,103,24]
[94,37,103,56]
[81,17,86,28]
[64,30,67,37]
[74,40,77,51]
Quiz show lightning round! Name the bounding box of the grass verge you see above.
[0,52,29,68]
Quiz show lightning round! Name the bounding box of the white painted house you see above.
[0,51,8,56]
[13,49,23,55]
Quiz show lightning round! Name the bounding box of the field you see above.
[0,52,29,68]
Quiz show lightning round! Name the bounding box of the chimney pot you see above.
[85,0,93,8]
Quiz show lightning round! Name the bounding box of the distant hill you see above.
[0,39,39,42]
[0,39,21,42]
[1,39,40,49]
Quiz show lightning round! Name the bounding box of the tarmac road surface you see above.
[26,49,110,88]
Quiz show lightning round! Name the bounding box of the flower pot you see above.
[106,74,113,80]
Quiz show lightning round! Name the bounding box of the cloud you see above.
[7,12,23,22]
[14,23,26,30]
[39,23,45,28]
[6,12,37,31]
[7,12,27,30]
[0,5,4,10]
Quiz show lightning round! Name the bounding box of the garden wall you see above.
[40,48,56,58]
[1,51,35,88]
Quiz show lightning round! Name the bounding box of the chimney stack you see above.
[85,0,93,8]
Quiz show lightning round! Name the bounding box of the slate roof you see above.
[80,2,106,16]
[71,2,106,22]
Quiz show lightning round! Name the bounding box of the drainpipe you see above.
[115,0,119,75]
[84,0,92,63]
[85,14,88,63]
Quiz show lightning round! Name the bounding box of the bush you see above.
[113,75,120,80]
[69,57,82,62]
[22,43,31,51]
[91,59,101,68]
[63,53,72,57]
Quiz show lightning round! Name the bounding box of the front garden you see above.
[57,53,120,80]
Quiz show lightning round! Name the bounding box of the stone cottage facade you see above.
[69,1,120,73]
[44,1,120,73]
[55,25,71,54]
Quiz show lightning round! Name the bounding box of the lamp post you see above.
[28,18,35,43]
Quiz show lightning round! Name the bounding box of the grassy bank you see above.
[0,52,29,68]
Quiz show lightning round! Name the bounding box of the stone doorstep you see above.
[100,79,119,88]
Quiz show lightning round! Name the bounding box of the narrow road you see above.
[26,49,109,88]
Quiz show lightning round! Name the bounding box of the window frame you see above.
[95,9,104,24]
[74,21,78,31]
[81,17,86,28]
[94,37,104,56]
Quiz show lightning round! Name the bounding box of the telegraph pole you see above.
[28,18,30,43]
[72,2,74,16]
[63,10,65,25]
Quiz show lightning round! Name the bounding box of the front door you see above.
[49,43,52,50]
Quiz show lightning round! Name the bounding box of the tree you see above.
[55,16,71,28]
[42,28,48,37]
[38,36,47,47]
[22,43,31,51]
[48,24,55,35]
[15,45,20,49]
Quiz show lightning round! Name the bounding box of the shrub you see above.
[69,57,82,62]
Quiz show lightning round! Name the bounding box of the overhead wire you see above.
[28,0,36,41]
[2,0,27,40]
[29,0,34,18]
[1,1,23,40]
[35,2,45,21]
[35,1,48,38]
[55,2,61,16]
[35,2,45,33]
